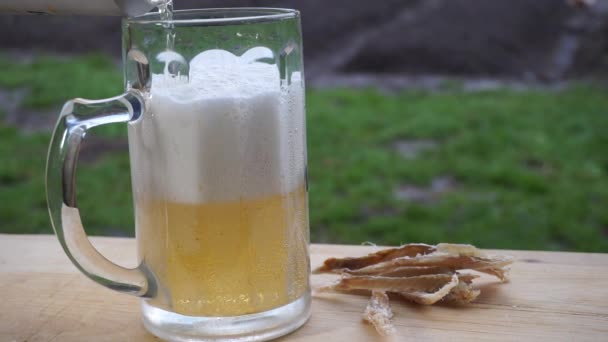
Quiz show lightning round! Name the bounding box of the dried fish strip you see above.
[325,274,457,294]
[396,274,459,305]
[313,244,436,274]
[350,265,452,277]
[315,243,513,336]
[319,272,481,306]
[353,254,513,276]
[475,266,511,282]
[363,291,396,336]
[456,273,479,284]
[436,243,486,257]
[442,280,480,305]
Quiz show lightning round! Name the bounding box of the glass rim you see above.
[125,8,300,26]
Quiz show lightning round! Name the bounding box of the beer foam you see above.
[152,49,282,101]
[128,48,306,204]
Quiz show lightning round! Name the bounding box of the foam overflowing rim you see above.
[126,8,299,26]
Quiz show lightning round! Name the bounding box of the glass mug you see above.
[45,8,310,342]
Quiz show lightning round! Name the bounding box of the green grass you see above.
[0,54,122,108]
[307,88,608,251]
[1,54,607,252]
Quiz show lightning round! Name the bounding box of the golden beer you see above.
[136,185,309,316]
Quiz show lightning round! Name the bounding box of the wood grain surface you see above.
[0,234,607,341]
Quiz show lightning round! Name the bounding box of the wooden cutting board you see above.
[0,234,607,341]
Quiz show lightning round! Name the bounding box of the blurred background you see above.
[0,0,607,251]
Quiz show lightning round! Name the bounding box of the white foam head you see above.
[128,48,305,204]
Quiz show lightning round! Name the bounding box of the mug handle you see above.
[46,90,151,296]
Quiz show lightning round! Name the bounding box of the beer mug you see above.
[46,8,310,342]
